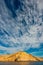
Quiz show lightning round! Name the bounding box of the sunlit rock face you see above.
[0,0,43,54]
[0,51,43,61]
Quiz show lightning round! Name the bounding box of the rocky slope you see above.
[0,51,43,61]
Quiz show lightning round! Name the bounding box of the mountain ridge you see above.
[0,51,43,61]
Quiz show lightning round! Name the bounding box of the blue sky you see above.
[0,0,43,57]
[25,43,43,57]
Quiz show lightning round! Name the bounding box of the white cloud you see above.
[0,0,43,54]
[37,0,43,10]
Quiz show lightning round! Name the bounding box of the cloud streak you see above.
[0,0,43,54]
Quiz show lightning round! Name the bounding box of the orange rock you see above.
[0,51,43,61]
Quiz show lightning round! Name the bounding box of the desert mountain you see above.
[0,51,43,61]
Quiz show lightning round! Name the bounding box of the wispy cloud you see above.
[0,0,43,54]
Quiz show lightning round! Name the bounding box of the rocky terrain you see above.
[0,51,43,61]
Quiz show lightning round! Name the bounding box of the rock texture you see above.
[0,51,43,61]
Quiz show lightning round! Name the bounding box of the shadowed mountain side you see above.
[0,51,43,61]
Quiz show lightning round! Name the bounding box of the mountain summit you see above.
[0,51,43,61]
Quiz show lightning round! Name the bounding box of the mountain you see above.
[0,51,43,61]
